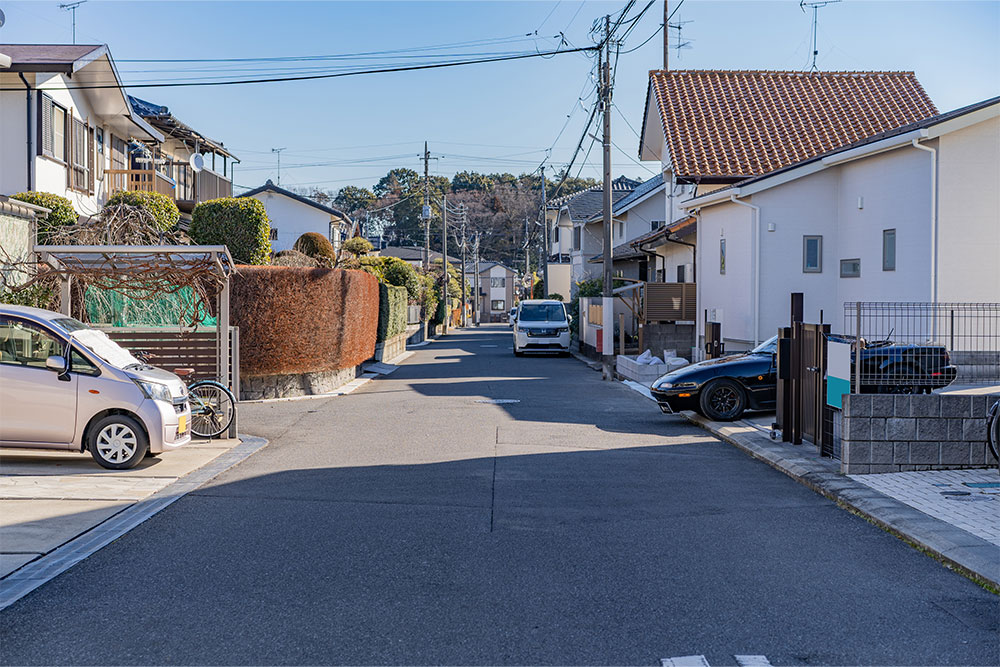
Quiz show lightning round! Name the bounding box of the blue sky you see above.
[3,1,997,193]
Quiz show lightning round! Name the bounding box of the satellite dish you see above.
[189,153,205,173]
[0,9,6,28]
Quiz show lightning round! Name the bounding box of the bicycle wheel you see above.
[188,380,236,439]
[987,400,999,470]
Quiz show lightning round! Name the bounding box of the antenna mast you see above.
[59,0,88,44]
[801,0,842,71]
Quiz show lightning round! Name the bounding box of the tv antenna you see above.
[271,147,286,186]
[800,0,841,71]
[59,0,88,44]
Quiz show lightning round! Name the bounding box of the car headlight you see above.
[134,379,172,403]
[655,381,673,390]
[557,326,569,333]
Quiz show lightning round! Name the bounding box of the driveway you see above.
[1,324,996,666]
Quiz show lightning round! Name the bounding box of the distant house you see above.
[465,261,516,323]
[0,44,163,218]
[379,245,461,272]
[682,96,1000,351]
[239,180,353,254]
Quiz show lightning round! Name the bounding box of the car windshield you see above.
[61,324,141,369]
[751,335,778,354]
[518,304,566,322]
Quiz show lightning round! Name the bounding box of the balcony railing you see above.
[105,166,232,205]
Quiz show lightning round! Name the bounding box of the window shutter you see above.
[88,124,95,193]
[40,96,53,156]
[66,108,73,188]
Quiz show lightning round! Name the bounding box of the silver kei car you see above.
[0,305,191,469]
[512,299,571,356]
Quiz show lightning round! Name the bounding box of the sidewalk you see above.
[682,411,999,590]
[0,435,267,609]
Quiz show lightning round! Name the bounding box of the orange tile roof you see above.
[648,70,938,180]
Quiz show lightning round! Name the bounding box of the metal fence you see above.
[844,302,1000,390]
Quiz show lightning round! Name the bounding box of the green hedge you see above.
[10,192,76,241]
[381,256,422,302]
[104,190,179,231]
[376,283,408,342]
[190,197,272,265]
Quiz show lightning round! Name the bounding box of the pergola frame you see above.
[34,244,235,390]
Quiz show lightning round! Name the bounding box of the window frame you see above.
[40,95,68,164]
[491,299,505,311]
[840,258,861,278]
[802,235,823,273]
[0,317,67,371]
[490,277,505,288]
[882,229,896,271]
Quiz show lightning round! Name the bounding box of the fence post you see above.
[854,302,862,394]
[619,312,625,356]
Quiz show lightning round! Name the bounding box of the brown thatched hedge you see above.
[231,266,379,377]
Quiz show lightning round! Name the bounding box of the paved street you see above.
[1,325,997,665]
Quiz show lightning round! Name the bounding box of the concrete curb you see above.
[570,349,602,372]
[0,435,269,610]
[683,412,999,591]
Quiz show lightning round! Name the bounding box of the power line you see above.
[2,45,597,92]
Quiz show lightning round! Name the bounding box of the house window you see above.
[95,128,104,179]
[69,118,90,191]
[491,299,505,311]
[40,95,67,162]
[883,229,896,271]
[803,236,822,273]
[651,220,663,233]
[840,258,861,278]
[616,221,624,239]
[720,239,726,275]
[269,228,278,241]
[677,265,686,283]
[490,277,505,288]
[573,227,581,250]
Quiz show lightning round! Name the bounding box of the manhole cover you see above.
[475,399,520,404]
[947,495,996,503]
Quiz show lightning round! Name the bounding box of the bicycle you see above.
[987,398,999,472]
[133,351,236,439]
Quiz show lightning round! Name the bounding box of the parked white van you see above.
[0,305,191,469]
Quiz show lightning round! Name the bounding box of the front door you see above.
[0,317,78,446]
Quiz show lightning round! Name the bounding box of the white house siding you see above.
[0,85,30,195]
[696,203,755,347]
[649,231,697,284]
[936,116,1000,302]
[246,191,338,253]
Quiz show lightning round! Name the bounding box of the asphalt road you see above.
[1,325,997,665]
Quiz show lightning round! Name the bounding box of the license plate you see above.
[178,415,188,434]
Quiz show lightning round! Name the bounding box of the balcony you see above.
[106,165,232,211]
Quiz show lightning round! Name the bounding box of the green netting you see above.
[84,286,216,328]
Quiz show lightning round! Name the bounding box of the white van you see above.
[0,305,191,469]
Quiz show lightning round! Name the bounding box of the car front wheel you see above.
[88,415,148,470]
[699,379,747,421]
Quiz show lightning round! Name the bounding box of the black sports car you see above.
[650,337,778,421]
[650,334,958,421]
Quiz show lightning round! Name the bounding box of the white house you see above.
[682,96,1000,351]
[465,261,516,323]
[239,180,353,254]
[0,44,163,218]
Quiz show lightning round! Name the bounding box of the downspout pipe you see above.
[911,138,938,306]
[19,73,33,191]
[729,195,761,346]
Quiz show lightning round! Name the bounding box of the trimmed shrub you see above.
[10,191,76,241]
[231,266,379,377]
[294,232,337,266]
[190,197,271,265]
[548,293,564,301]
[342,236,373,257]
[376,283,408,342]
[104,190,179,231]
[272,249,319,268]
[381,256,421,302]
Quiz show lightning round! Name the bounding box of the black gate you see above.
[777,294,833,456]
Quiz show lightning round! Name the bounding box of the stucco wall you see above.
[248,191,336,253]
[696,202,754,347]
[937,116,1000,302]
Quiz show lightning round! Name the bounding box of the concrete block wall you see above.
[240,366,358,401]
[841,393,999,474]
[642,322,696,361]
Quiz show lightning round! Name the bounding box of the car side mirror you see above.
[46,355,67,372]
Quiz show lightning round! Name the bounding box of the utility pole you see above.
[271,147,285,186]
[471,232,481,327]
[422,141,431,271]
[459,204,468,327]
[540,165,548,299]
[524,215,531,298]
[442,195,449,335]
[663,0,669,69]
[601,14,614,381]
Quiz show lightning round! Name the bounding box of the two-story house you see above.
[636,69,941,350]
[240,180,354,254]
[0,44,163,219]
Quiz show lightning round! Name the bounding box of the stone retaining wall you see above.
[373,330,408,362]
[240,366,358,401]
[841,393,999,474]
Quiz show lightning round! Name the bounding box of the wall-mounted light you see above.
[858,196,864,210]
[767,222,776,232]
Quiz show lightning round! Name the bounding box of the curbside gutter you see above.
[682,412,999,592]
